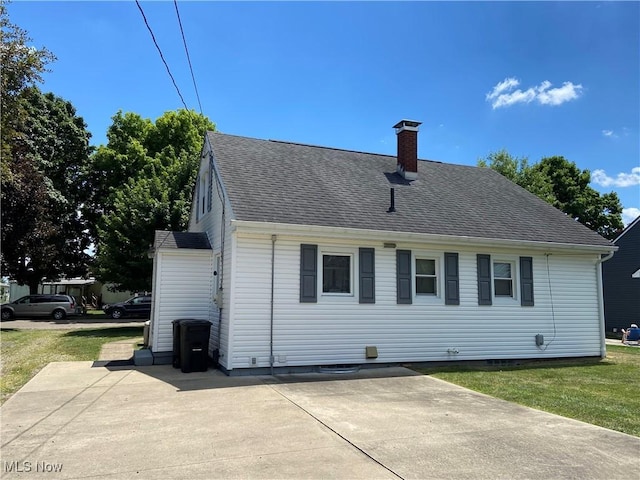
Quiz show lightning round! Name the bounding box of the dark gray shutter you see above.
[300,244,317,303]
[397,250,412,304]
[444,252,460,305]
[520,256,534,306]
[359,248,375,304]
[477,254,492,305]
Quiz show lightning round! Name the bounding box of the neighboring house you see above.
[148,120,616,374]
[603,216,640,332]
[8,279,132,306]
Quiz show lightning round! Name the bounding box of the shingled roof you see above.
[207,131,612,248]
[154,230,211,250]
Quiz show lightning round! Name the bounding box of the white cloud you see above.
[491,87,537,109]
[592,167,640,188]
[602,130,616,137]
[537,81,583,105]
[486,77,520,100]
[486,78,583,109]
[622,208,640,226]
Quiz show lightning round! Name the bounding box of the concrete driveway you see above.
[1,364,638,479]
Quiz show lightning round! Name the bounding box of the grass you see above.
[416,346,640,437]
[0,327,143,404]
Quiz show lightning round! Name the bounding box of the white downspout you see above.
[596,251,615,358]
[270,235,277,375]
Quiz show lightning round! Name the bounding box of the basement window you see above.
[322,254,352,294]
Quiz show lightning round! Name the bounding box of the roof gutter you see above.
[230,220,617,255]
[596,251,615,359]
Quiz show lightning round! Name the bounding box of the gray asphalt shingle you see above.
[208,132,612,248]
[154,230,211,250]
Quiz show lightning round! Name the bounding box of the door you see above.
[129,296,151,317]
[13,296,36,316]
[32,296,51,316]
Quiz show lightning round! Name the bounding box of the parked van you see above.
[1,294,77,321]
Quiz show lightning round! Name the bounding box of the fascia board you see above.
[231,220,617,255]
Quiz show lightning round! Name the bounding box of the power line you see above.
[173,0,204,116]
[135,0,189,111]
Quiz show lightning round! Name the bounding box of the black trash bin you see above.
[172,319,185,368]
[179,319,211,373]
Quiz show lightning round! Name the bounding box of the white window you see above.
[322,253,352,295]
[415,258,437,295]
[493,261,514,297]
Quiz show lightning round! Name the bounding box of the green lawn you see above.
[416,346,640,437]
[0,327,143,404]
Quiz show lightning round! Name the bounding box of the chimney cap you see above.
[393,119,422,133]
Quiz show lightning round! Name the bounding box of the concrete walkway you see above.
[1,364,638,479]
[98,337,143,363]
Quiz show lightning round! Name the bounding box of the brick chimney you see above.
[394,120,422,180]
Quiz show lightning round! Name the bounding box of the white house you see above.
[148,120,616,374]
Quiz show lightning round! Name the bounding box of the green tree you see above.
[1,6,93,292]
[90,110,215,291]
[0,2,55,135]
[479,151,623,239]
[1,87,94,292]
[531,156,623,239]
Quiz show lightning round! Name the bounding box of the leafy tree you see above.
[479,151,623,239]
[530,156,623,239]
[2,87,93,292]
[1,6,93,292]
[90,110,215,291]
[1,152,60,291]
[0,2,55,132]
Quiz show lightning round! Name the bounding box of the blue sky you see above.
[10,1,640,225]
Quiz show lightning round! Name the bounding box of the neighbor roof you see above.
[207,132,612,248]
[613,214,640,244]
[154,230,211,250]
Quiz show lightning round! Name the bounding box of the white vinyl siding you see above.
[189,142,231,253]
[185,140,235,368]
[226,233,602,371]
[150,250,214,354]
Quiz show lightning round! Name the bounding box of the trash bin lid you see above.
[178,319,211,326]
[179,319,212,333]
[173,318,204,325]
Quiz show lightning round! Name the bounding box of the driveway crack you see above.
[266,383,404,480]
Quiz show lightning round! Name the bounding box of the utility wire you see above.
[135,0,189,111]
[173,0,204,116]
